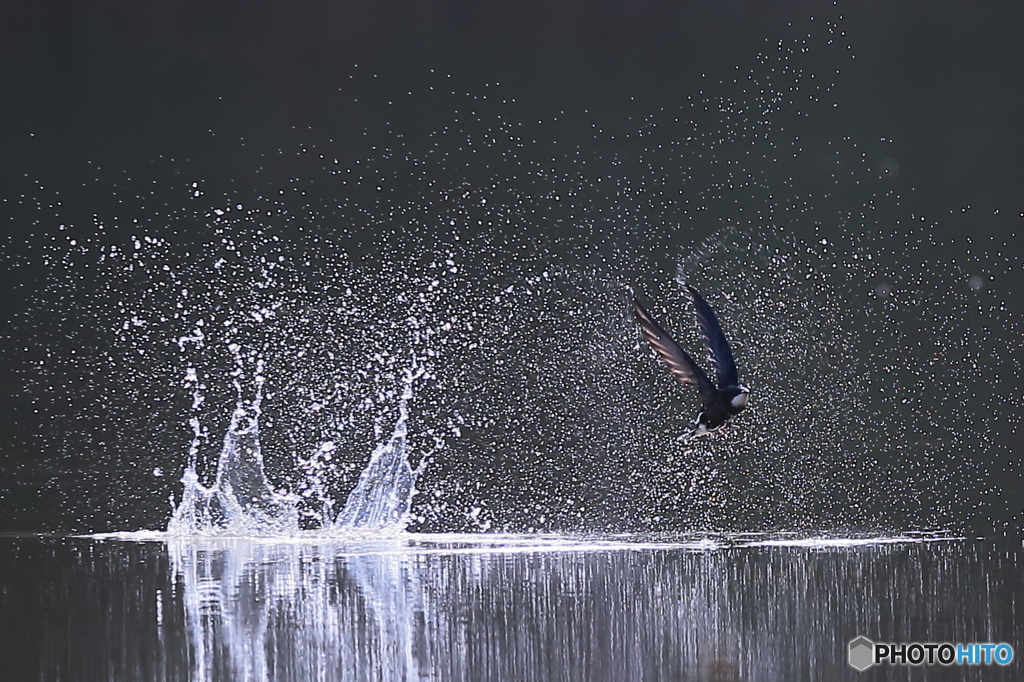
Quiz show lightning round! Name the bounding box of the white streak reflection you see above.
[159,533,1004,682]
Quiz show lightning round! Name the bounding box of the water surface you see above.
[2,533,1019,681]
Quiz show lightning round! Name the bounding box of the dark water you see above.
[2,534,1019,681]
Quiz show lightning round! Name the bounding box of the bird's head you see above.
[728,386,749,411]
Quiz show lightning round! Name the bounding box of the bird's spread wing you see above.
[632,296,714,394]
[686,285,738,388]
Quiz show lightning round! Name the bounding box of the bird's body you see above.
[632,285,748,437]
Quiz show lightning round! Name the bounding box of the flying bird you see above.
[632,285,749,437]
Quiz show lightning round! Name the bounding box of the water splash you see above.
[167,353,426,536]
[333,364,426,533]
[168,346,298,535]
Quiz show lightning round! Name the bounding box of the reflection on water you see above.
[2,535,1020,681]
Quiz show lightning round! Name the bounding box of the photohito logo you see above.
[848,636,1014,670]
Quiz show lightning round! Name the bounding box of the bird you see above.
[631,285,749,437]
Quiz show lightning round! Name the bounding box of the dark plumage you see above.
[632,285,749,437]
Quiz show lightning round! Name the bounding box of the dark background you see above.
[1,0,1022,533]
[4,2,1023,221]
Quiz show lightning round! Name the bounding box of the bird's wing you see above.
[632,296,715,395]
[686,285,739,388]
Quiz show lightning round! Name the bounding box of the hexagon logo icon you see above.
[848,636,875,671]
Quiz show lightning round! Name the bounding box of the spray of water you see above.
[9,8,1022,535]
[167,345,297,535]
[333,363,426,532]
[167,348,427,536]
